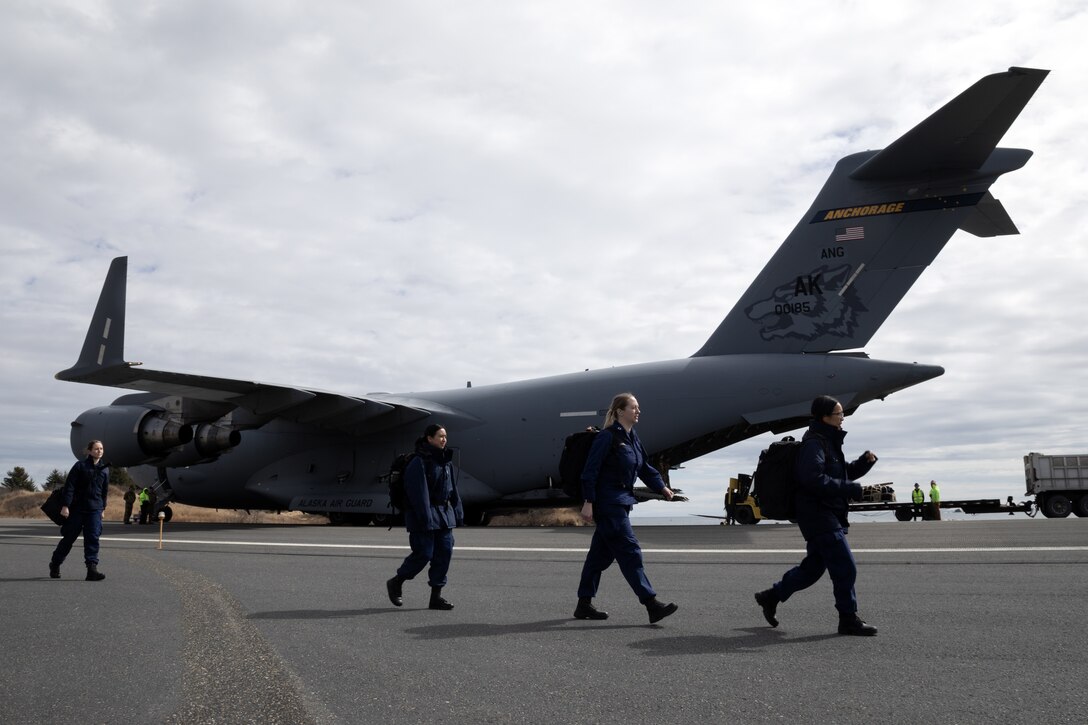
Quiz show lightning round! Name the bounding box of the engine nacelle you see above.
[158,423,242,467]
[70,405,194,466]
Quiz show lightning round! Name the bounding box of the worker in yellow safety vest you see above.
[911,483,924,521]
[928,480,941,521]
[138,488,151,525]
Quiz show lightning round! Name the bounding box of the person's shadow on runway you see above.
[629,627,837,656]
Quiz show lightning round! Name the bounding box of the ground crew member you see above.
[911,483,924,521]
[929,480,942,520]
[123,485,137,524]
[138,487,151,524]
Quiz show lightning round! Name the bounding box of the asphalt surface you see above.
[1,517,1086,724]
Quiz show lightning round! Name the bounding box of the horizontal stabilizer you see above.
[850,67,1048,180]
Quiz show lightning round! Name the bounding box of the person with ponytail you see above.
[49,440,109,581]
[573,393,678,624]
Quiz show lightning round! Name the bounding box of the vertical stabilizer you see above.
[693,67,1047,357]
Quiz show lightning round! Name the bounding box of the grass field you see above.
[0,487,584,526]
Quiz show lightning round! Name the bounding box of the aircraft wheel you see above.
[328,512,348,525]
[1042,494,1072,518]
[160,505,173,523]
[734,506,758,525]
[1072,495,1088,518]
[894,508,913,522]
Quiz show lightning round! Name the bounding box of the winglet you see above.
[850,67,1049,180]
[56,256,129,381]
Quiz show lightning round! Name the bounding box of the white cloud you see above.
[3,1,1087,518]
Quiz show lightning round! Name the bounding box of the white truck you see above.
[1024,452,1088,518]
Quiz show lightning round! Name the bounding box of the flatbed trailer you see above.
[849,498,1033,521]
[720,475,1035,524]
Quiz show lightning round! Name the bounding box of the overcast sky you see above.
[3,1,1086,519]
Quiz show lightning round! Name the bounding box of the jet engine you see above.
[69,405,194,466]
[157,422,243,467]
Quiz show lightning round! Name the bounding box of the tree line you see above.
[2,466,135,492]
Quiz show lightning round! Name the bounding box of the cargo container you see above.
[1024,453,1088,518]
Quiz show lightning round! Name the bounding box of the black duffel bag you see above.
[40,489,67,526]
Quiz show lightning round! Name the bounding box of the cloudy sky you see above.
[3,1,1086,519]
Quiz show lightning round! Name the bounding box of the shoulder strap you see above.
[801,433,834,473]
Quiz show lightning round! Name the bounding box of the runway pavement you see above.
[1,517,1086,724]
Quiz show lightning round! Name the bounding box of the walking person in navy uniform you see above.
[49,440,109,581]
[754,395,878,635]
[574,393,678,624]
[386,424,464,610]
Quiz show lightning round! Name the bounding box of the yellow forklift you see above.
[724,473,763,525]
[724,473,898,524]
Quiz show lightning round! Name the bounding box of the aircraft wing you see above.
[55,257,431,434]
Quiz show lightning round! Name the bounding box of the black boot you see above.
[85,562,105,581]
[644,598,678,624]
[429,586,454,611]
[838,613,878,636]
[573,597,608,620]
[49,561,60,579]
[386,575,404,607]
[754,588,779,627]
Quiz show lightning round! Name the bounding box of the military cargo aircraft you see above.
[57,67,1048,524]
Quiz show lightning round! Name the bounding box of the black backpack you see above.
[388,452,446,514]
[559,427,621,501]
[753,434,829,520]
[387,453,417,514]
[753,436,803,520]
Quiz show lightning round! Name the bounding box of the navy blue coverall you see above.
[577,422,667,603]
[396,443,464,587]
[51,456,110,566]
[772,420,874,614]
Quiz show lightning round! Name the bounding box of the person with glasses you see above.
[754,395,880,635]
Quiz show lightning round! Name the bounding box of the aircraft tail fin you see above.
[693,67,1047,357]
[56,256,129,382]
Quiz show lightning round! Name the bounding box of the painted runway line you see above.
[4,533,1087,555]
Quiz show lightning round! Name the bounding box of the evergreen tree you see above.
[110,466,134,489]
[44,469,66,491]
[2,467,36,492]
